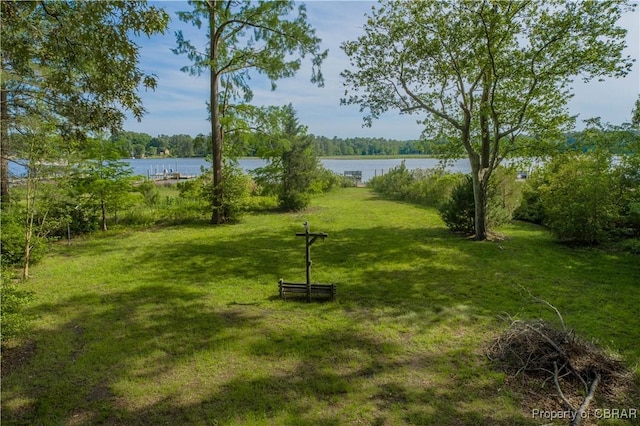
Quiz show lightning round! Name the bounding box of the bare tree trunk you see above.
[1,88,10,204]
[22,176,35,280]
[209,1,225,224]
[473,71,492,241]
[469,158,489,241]
[22,225,31,280]
[101,199,107,231]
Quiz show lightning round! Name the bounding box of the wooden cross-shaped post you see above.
[295,222,328,302]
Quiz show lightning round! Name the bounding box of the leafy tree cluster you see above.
[341,0,634,240]
[1,0,168,283]
[515,122,640,245]
[1,0,169,202]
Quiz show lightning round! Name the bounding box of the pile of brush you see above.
[488,318,634,425]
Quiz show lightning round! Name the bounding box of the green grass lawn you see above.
[2,188,639,425]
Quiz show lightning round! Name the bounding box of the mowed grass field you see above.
[2,188,639,425]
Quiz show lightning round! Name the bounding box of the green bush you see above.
[310,167,355,193]
[244,194,279,212]
[135,178,160,206]
[626,202,640,235]
[618,238,640,254]
[369,162,464,208]
[615,156,640,237]
[538,154,620,244]
[279,191,311,211]
[369,161,413,200]
[164,197,209,224]
[201,162,253,221]
[487,167,522,229]
[438,175,475,234]
[408,169,464,207]
[41,198,100,238]
[0,207,47,268]
[514,175,546,225]
[437,169,519,234]
[0,272,34,345]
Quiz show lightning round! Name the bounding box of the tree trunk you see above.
[1,88,10,204]
[471,73,492,241]
[23,184,35,280]
[209,2,225,224]
[101,199,108,231]
[468,152,489,241]
[471,168,489,241]
[23,218,32,280]
[22,241,30,280]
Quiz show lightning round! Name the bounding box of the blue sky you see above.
[123,1,640,140]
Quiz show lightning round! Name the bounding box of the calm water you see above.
[127,157,471,182]
[9,157,472,182]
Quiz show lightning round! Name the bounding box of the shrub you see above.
[538,154,620,244]
[513,173,546,225]
[438,169,519,234]
[0,207,47,268]
[244,195,279,212]
[438,175,475,234]
[369,161,413,200]
[310,167,355,193]
[0,272,34,345]
[614,156,640,237]
[216,162,252,221]
[135,178,160,206]
[279,191,311,211]
[369,162,464,208]
[487,167,522,229]
[618,238,640,254]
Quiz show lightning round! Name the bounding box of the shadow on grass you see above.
[3,204,639,424]
[105,221,640,361]
[2,281,525,425]
[2,283,264,423]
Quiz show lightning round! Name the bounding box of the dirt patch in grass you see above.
[1,339,37,377]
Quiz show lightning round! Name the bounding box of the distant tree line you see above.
[111,129,638,159]
[110,131,427,158]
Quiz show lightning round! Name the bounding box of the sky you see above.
[123,1,640,140]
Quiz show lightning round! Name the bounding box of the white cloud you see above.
[125,1,640,138]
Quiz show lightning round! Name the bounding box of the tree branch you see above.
[398,73,463,131]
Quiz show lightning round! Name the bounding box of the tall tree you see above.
[253,104,319,211]
[173,0,326,224]
[0,1,169,202]
[341,0,634,240]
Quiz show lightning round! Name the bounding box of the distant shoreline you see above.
[125,154,447,161]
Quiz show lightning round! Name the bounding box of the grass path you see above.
[2,188,639,425]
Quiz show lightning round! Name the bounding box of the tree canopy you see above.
[342,0,635,240]
[0,0,169,201]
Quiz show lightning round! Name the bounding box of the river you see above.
[8,156,472,182]
[127,157,472,182]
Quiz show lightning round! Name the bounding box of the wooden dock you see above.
[149,172,197,181]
